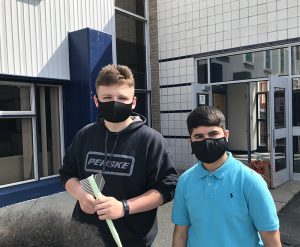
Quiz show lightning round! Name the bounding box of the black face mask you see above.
[97,100,132,123]
[191,137,227,164]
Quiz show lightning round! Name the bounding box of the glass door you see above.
[269,76,290,187]
[292,78,300,180]
[256,92,268,152]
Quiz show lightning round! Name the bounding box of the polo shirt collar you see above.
[197,152,234,179]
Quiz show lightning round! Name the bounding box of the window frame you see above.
[115,1,151,123]
[0,82,38,187]
[0,81,35,116]
[264,50,272,71]
[0,81,64,188]
[243,52,254,66]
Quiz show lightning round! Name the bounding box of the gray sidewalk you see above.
[1,180,300,246]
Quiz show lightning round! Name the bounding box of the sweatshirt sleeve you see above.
[59,132,81,187]
[146,132,178,204]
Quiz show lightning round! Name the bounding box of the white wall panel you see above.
[0,0,115,79]
[157,0,300,60]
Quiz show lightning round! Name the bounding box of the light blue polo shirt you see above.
[172,152,279,247]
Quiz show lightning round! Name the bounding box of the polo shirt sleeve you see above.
[248,176,279,231]
[172,177,190,226]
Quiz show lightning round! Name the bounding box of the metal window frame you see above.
[114,1,152,124]
[194,42,300,180]
[0,82,64,188]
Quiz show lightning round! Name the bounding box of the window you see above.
[243,53,254,65]
[279,48,288,75]
[292,45,300,75]
[115,1,150,120]
[197,59,208,84]
[0,82,34,185]
[115,12,146,89]
[264,50,271,71]
[293,78,300,126]
[115,0,145,17]
[208,48,289,82]
[0,82,62,187]
[36,86,62,177]
[293,136,300,173]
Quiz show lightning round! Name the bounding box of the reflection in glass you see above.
[244,53,254,65]
[209,48,289,82]
[265,50,271,70]
[292,78,300,126]
[0,84,31,111]
[0,118,34,185]
[279,49,287,75]
[257,93,267,119]
[258,80,268,92]
[36,86,61,177]
[197,59,208,84]
[274,87,285,129]
[256,83,268,152]
[275,138,286,172]
[258,121,267,147]
[115,0,145,17]
[116,12,146,89]
[134,92,148,123]
[292,46,300,75]
[293,136,300,173]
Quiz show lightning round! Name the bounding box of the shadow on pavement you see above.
[279,192,300,247]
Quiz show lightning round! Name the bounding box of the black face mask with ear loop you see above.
[97,100,132,123]
[191,137,228,164]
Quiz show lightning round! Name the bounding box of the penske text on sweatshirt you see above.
[59,115,178,247]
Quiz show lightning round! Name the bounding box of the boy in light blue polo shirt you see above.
[172,106,281,247]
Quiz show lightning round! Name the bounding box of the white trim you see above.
[32,116,38,179]
[112,6,117,64]
[59,85,65,162]
[0,111,34,116]
[206,77,269,86]
[194,43,300,61]
[0,178,37,189]
[0,83,35,115]
[115,7,147,22]
[32,85,38,180]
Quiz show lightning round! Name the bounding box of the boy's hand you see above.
[78,192,96,214]
[95,196,124,220]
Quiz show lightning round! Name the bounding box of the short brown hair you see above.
[96,64,135,88]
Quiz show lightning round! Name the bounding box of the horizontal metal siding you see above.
[0,0,114,80]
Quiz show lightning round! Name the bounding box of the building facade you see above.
[0,0,155,206]
[156,0,300,188]
[1,0,300,206]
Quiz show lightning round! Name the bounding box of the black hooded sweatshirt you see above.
[59,114,178,247]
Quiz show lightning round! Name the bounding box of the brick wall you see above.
[148,0,161,132]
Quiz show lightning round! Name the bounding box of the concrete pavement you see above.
[1,180,300,246]
[279,191,300,246]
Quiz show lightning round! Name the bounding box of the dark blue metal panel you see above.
[0,28,112,208]
[0,177,64,208]
[65,28,112,148]
[89,29,113,123]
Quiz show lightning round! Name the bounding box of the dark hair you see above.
[187,106,226,135]
[0,211,104,247]
[96,64,135,88]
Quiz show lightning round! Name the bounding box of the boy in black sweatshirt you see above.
[59,64,178,247]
